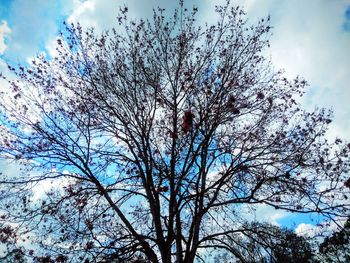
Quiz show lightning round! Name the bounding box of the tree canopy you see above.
[318,218,350,262]
[0,1,349,262]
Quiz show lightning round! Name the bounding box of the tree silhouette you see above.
[318,218,350,262]
[0,2,349,262]
[211,222,315,263]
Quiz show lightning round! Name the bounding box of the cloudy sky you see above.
[0,0,349,233]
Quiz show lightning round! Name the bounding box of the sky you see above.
[0,0,350,235]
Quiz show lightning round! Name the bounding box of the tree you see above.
[211,222,316,263]
[270,227,314,263]
[318,218,350,262]
[0,1,349,262]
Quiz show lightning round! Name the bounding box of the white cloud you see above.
[296,215,349,239]
[67,0,183,32]
[241,203,289,225]
[68,0,99,29]
[45,36,62,58]
[0,20,10,54]
[295,223,318,237]
[240,0,350,140]
[31,175,72,201]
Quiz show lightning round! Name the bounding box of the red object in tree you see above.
[156,186,169,193]
[182,110,194,132]
[345,178,350,188]
[170,131,178,139]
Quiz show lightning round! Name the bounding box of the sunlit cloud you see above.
[227,0,350,141]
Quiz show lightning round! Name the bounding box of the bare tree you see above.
[0,2,349,262]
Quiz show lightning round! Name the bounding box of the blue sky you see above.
[0,0,350,235]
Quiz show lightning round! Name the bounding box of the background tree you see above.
[270,226,314,263]
[317,218,350,262]
[212,222,315,263]
[0,1,349,262]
